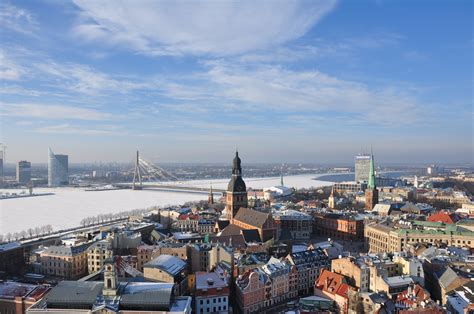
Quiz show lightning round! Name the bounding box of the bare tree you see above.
[34,226,41,236]
[45,225,53,234]
[5,233,12,242]
[0,234,3,243]
[20,230,27,239]
[27,228,34,238]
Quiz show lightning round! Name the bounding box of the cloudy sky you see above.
[1,0,472,164]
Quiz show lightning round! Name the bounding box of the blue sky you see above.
[0,0,472,164]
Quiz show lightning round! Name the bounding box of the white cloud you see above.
[34,61,148,95]
[0,2,38,35]
[0,51,26,81]
[72,0,337,55]
[1,102,112,121]
[35,124,124,135]
[150,61,424,125]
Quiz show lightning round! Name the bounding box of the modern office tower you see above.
[16,160,31,183]
[48,148,68,187]
[355,154,371,183]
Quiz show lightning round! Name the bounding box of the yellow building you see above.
[40,244,89,279]
[86,240,113,274]
[365,222,474,253]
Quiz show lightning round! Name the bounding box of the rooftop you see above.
[143,255,186,276]
[195,272,228,290]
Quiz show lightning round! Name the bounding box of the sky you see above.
[0,0,473,165]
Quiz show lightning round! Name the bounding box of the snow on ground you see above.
[149,173,332,190]
[0,174,333,235]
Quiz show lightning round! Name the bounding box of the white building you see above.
[48,148,68,187]
[195,271,229,314]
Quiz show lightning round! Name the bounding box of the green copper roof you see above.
[368,153,376,189]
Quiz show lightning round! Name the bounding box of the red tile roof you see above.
[427,211,459,224]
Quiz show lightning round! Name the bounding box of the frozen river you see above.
[0,173,333,235]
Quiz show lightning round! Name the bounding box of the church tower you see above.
[365,152,379,210]
[208,183,214,205]
[103,257,119,296]
[328,186,336,209]
[225,151,248,221]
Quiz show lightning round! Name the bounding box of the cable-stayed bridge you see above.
[116,151,225,195]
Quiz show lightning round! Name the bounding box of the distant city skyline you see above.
[1,1,472,164]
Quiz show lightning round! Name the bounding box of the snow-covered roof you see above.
[143,255,186,276]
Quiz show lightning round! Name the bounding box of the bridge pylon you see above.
[132,150,142,190]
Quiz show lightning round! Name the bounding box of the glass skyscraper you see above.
[355,154,371,183]
[48,148,69,187]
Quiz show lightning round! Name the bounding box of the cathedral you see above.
[219,151,277,242]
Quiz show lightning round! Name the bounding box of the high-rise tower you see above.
[48,148,68,187]
[365,153,379,210]
[225,151,248,221]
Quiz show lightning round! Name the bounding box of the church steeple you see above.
[365,150,379,210]
[232,150,242,176]
[226,151,248,221]
[368,152,376,189]
[208,183,214,205]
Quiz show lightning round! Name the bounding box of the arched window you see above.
[107,278,112,288]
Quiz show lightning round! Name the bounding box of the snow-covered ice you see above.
[0,173,332,235]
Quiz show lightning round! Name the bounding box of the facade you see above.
[260,257,292,307]
[143,255,188,295]
[40,244,89,279]
[47,148,68,187]
[86,240,113,274]
[365,222,474,253]
[194,271,229,314]
[188,243,233,273]
[331,257,370,292]
[16,160,31,184]
[0,242,25,275]
[334,181,367,193]
[273,209,312,240]
[313,213,364,240]
[137,243,187,272]
[236,269,268,314]
[355,154,371,183]
[286,248,330,295]
[225,151,248,221]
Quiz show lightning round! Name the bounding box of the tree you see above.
[45,225,53,234]
[27,228,34,238]
[5,233,12,242]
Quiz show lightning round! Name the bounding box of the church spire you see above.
[368,151,376,189]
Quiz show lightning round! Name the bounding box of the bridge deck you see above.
[115,183,225,194]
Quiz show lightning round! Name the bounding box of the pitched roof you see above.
[233,207,270,228]
[143,255,186,276]
[428,211,460,224]
[220,223,243,237]
[315,269,350,297]
[241,229,261,243]
[215,220,230,231]
[46,281,103,306]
